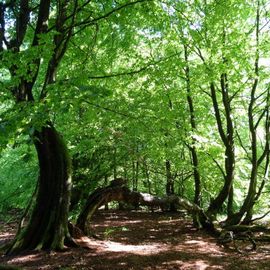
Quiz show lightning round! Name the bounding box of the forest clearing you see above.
[1,0,270,269]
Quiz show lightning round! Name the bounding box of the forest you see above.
[0,0,270,269]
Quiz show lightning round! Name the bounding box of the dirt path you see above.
[1,210,270,269]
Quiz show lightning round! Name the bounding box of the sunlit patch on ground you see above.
[183,239,225,254]
[104,241,166,254]
[0,232,14,240]
[7,253,41,264]
[91,219,142,228]
[1,210,270,269]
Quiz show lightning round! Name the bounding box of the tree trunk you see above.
[225,4,261,226]
[165,160,176,212]
[165,160,174,195]
[143,159,152,194]
[207,79,235,218]
[184,44,201,208]
[132,161,139,191]
[104,175,109,210]
[227,184,234,217]
[7,124,72,255]
[244,150,270,224]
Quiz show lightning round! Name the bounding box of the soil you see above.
[1,210,270,269]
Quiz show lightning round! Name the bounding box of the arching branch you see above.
[76,184,209,234]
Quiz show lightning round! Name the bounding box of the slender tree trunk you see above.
[135,160,139,191]
[104,175,109,210]
[184,44,201,207]
[132,161,136,191]
[143,159,152,194]
[165,160,176,211]
[183,44,203,226]
[132,159,139,191]
[113,147,117,179]
[227,184,234,217]
[207,78,235,218]
[165,160,174,195]
[7,124,72,254]
[244,146,270,224]
[225,4,261,226]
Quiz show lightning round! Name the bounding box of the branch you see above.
[83,100,135,119]
[235,128,251,162]
[206,152,226,180]
[254,107,267,129]
[68,52,181,80]
[75,0,150,28]
[251,210,270,223]
[210,82,228,145]
[0,2,5,52]
[32,0,51,46]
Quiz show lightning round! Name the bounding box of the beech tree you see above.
[0,0,151,255]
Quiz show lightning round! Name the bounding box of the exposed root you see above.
[68,222,92,249]
[218,230,257,254]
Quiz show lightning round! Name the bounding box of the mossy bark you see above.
[7,125,72,255]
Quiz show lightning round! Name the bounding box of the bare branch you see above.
[206,152,226,180]
[251,210,270,223]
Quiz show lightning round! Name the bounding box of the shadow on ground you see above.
[1,210,270,269]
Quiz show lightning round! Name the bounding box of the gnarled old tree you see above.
[76,179,209,235]
[2,0,74,254]
[0,0,150,255]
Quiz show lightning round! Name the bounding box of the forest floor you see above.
[1,210,270,269]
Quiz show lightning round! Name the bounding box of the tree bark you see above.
[76,185,211,235]
[7,124,72,254]
[225,3,261,226]
[184,44,201,208]
[165,160,174,195]
[207,79,235,218]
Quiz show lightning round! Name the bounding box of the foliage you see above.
[0,143,37,219]
[0,0,270,229]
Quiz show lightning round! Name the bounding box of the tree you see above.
[1,0,151,255]
[76,181,206,234]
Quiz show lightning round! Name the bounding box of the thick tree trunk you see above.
[7,125,72,255]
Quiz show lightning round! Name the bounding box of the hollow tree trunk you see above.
[7,125,72,255]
